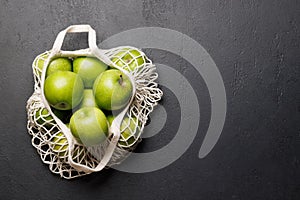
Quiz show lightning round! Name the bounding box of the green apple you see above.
[52,108,72,124]
[37,54,49,77]
[70,107,108,146]
[93,69,133,110]
[35,107,54,127]
[51,132,68,157]
[111,48,145,71]
[107,115,137,147]
[44,71,84,110]
[46,57,72,77]
[73,57,108,88]
[106,115,115,125]
[79,89,97,108]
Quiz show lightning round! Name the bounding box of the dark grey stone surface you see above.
[0,0,299,199]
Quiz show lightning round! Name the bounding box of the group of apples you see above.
[36,49,145,152]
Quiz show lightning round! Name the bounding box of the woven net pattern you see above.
[26,47,162,179]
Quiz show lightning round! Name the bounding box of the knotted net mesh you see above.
[26,47,163,179]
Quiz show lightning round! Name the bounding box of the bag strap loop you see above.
[49,25,122,173]
[51,25,98,54]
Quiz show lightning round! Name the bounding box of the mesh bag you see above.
[26,25,163,179]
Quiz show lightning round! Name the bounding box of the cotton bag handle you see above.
[51,24,98,55]
[48,25,126,173]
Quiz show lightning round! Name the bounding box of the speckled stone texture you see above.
[0,0,299,199]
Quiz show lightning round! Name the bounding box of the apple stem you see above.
[118,74,123,85]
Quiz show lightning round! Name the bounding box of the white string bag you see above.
[26,25,163,179]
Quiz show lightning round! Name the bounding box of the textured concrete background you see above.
[0,0,299,199]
